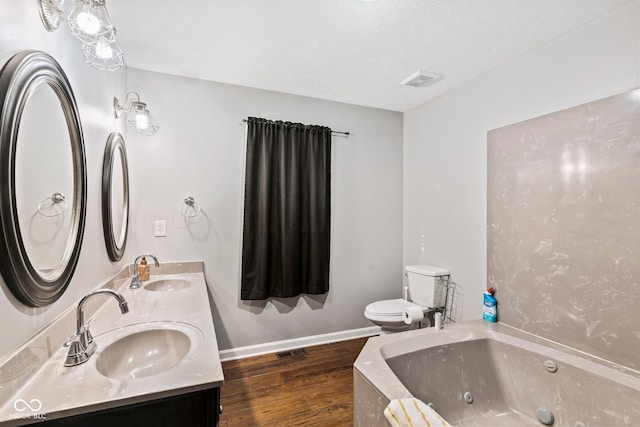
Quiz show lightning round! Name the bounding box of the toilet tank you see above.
[405,265,450,308]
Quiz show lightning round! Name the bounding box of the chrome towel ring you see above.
[38,192,68,217]
[178,196,201,218]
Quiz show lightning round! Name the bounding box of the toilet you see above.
[364,265,450,331]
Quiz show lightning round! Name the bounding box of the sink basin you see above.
[144,278,191,292]
[96,328,191,380]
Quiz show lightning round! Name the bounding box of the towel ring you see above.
[178,196,201,218]
[38,192,68,217]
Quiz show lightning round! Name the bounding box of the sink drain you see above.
[463,392,473,404]
[536,407,554,426]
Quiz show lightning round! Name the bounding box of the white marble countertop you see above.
[0,262,224,426]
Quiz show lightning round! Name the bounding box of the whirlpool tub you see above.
[354,321,640,426]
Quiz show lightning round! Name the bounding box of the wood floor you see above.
[220,337,369,427]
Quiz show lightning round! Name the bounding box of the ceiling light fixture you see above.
[113,92,159,136]
[36,0,124,72]
[400,70,442,88]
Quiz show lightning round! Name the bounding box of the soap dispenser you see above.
[138,257,150,281]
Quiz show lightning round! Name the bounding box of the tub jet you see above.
[536,407,554,425]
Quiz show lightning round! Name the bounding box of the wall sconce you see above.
[113,92,159,136]
[81,30,124,72]
[37,0,63,31]
[66,0,114,43]
[37,0,124,72]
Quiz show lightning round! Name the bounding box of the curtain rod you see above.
[242,119,349,136]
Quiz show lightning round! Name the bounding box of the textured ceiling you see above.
[108,0,632,112]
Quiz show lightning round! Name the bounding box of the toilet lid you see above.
[365,298,417,316]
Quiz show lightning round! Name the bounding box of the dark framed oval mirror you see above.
[0,50,87,307]
[102,132,129,262]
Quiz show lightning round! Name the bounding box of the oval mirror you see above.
[16,79,75,279]
[102,132,129,262]
[0,51,87,307]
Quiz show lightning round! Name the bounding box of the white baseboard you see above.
[218,326,381,362]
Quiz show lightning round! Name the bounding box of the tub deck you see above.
[354,321,640,427]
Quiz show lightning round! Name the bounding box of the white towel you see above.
[384,398,452,427]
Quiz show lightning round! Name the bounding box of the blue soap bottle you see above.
[483,288,497,323]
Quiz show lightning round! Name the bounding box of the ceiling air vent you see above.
[400,70,442,87]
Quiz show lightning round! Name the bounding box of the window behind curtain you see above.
[241,117,331,300]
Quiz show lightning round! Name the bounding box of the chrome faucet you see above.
[64,289,129,367]
[130,254,160,289]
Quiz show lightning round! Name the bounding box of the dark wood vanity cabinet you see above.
[34,387,220,427]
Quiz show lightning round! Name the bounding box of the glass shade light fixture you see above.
[36,0,124,72]
[113,92,159,136]
[66,0,115,44]
[81,30,124,72]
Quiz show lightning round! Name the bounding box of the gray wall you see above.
[488,89,640,370]
[126,69,403,350]
[0,2,129,357]
[403,1,639,324]
[0,4,401,359]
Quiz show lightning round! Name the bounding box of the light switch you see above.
[154,220,167,237]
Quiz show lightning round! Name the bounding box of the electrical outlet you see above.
[154,220,167,237]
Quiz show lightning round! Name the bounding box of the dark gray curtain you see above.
[241,117,331,300]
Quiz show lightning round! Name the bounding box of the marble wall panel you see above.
[488,89,640,370]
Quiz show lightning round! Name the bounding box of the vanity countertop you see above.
[0,262,224,426]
